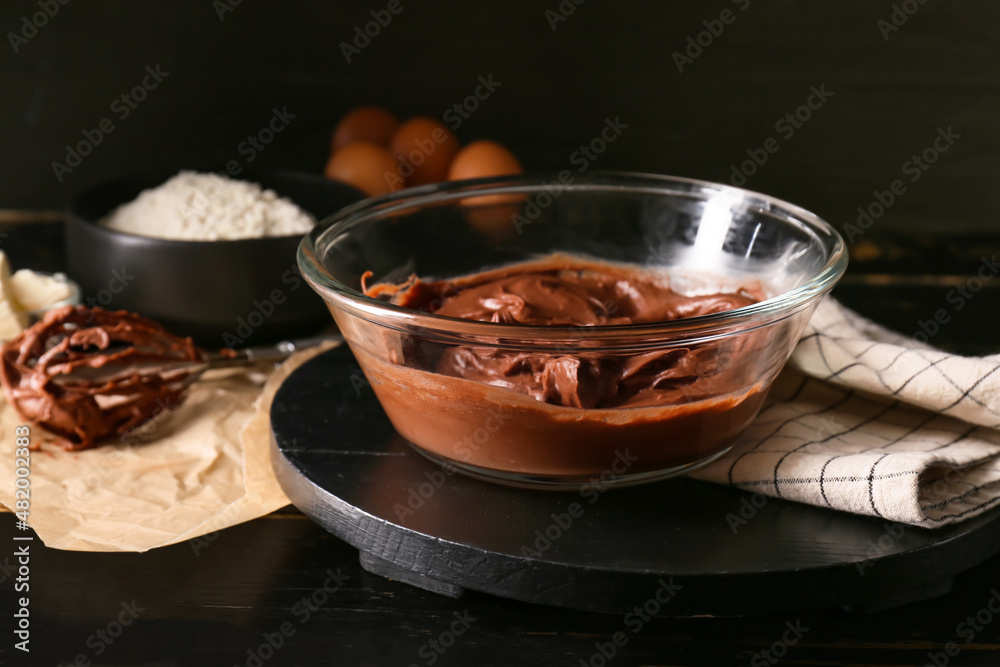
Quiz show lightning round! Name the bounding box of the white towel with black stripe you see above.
[691,297,1000,527]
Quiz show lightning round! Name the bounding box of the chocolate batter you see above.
[357,256,777,480]
[0,306,203,450]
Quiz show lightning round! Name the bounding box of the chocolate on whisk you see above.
[0,305,204,450]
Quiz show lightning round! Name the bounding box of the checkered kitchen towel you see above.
[691,297,1000,527]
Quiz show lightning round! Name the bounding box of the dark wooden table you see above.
[2,224,1000,666]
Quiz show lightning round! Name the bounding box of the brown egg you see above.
[446,141,525,240]
[390,117,460,186]
[324,142,402,198]
[332,106,399,152]
[447,140,522,181]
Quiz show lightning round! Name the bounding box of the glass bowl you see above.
[298,172,847,489]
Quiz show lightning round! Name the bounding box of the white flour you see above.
[99,171,315,241]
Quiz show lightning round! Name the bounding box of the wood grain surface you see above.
[0,222,997,665]
[2,2,1000,664]
[2,1,998,239]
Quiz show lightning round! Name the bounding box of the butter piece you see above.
[10,269,75,312]
[0,252,27,340]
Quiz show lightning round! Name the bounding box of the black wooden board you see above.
[270,345,1000,617]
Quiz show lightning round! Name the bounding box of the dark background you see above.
[2,0,998,241]
[4,5,1000,666]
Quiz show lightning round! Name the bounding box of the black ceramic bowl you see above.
[66,170,364,348]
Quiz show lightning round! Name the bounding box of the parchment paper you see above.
[0,342,337,552]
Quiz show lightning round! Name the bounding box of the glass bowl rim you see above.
[298,170,848,340]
